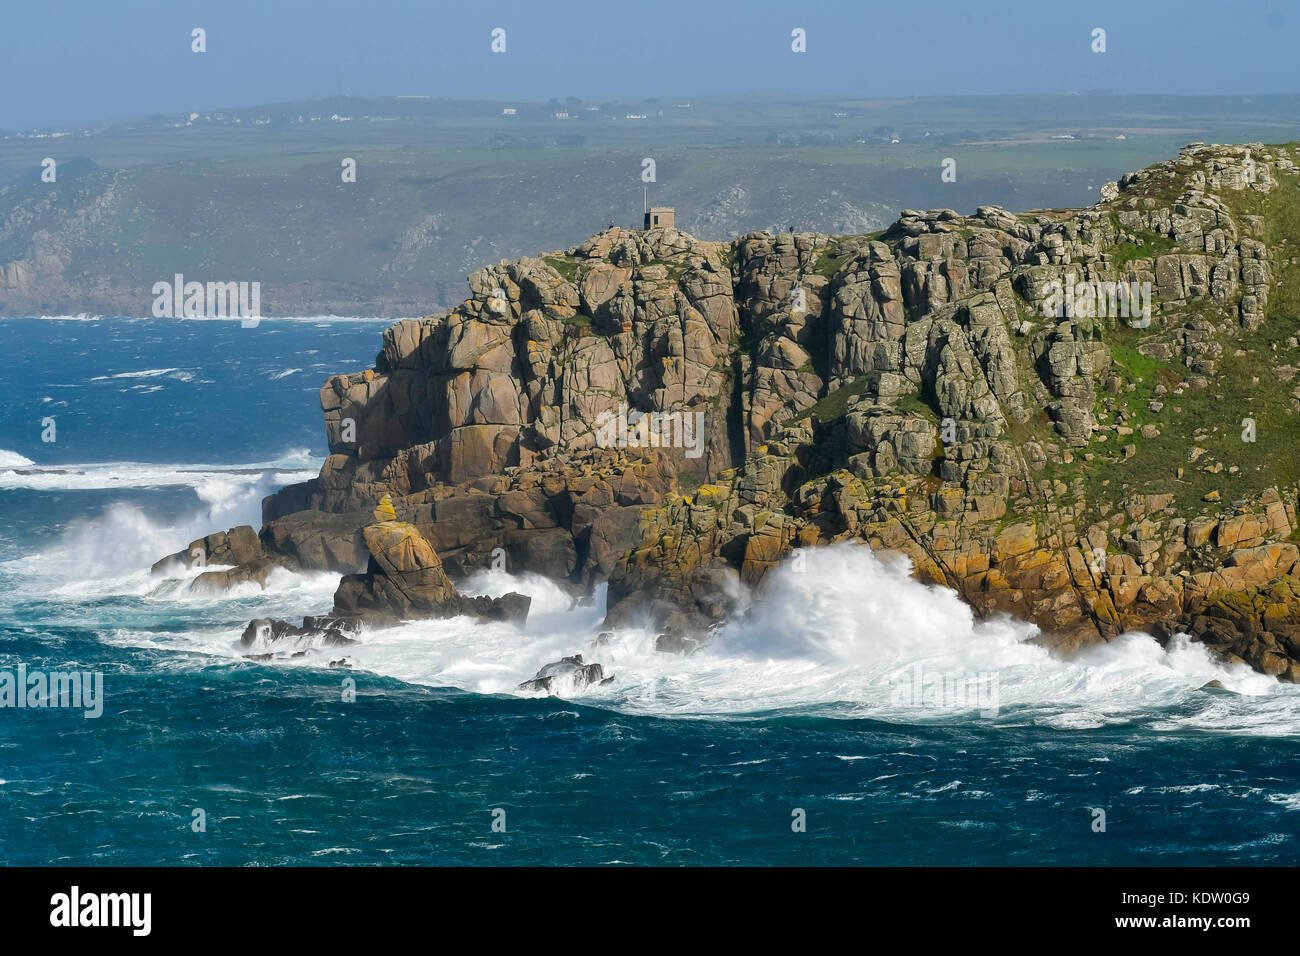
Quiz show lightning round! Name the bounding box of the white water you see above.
[0,449,317,493]
[0,450,319,573]
[9,497,1300,733]
[87,367,191,381]
[0,449,35,468]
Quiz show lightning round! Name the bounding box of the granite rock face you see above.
[235,496,531,645]
[160,142,1300,681]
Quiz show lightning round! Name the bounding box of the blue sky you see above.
[3,0,1297,128]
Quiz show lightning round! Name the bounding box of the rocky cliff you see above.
[156,141,1300,681]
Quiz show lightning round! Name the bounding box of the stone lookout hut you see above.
[644,206,675,229]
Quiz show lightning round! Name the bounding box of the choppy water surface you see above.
[1,318,1296,865]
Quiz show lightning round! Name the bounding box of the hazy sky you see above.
[3,0,1297,128]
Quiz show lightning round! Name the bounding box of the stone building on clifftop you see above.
[644,206,675,229]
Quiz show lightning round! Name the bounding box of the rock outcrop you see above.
[517,654,611,694]
[158,142,1300,682]
[235,496,531,645]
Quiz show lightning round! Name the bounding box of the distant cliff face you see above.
[166,141,1300,680]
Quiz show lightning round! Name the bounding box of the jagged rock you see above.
[150,525,266,575]
[517,654,610,694]
[241,615,362,650]
[239,495,532,642]
[259,509,370,572]
[190,560,275,594]
[328,495,531,625]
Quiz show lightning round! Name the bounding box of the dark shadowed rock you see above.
[259,509,370,572]
[262,478,321,524]
[518,654,610,694]
[240,496,533,646]
[241,615,361,650]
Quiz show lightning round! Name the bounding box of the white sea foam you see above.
[0,449,317,491]
[0,450,35,468]
[321,543,1296,732]
[12,517,1300,733]
[0,450,320,576]
[88,367,186,381]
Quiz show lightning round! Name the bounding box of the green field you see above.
[2,93,1299,316]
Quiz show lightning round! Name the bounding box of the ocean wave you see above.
[0,313,103,321]
[88,367,188,381]
[0,450,318,490]
[0,449,35,468]
[5,483,1296,733]
[0,451,320,577]
[367,544,1296,732]
[59,541,1299,735]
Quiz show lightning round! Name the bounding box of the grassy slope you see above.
[1054,145,1300,525]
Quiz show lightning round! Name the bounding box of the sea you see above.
[0,316,1296,865]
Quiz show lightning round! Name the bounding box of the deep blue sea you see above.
[0,316,1297,866]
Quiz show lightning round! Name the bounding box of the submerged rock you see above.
[241,615,361,650]
[518,654,611,695]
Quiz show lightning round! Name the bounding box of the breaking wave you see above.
[20,530,1295,734]
[0,450,320,576]
[0,450,35,468]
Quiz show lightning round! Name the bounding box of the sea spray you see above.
[10,522,1298,732]
[221,541,1291,730]
[0,452,318,577]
